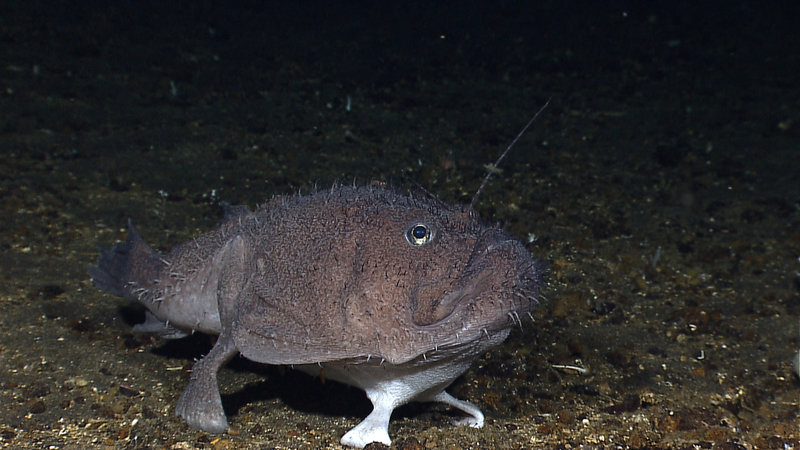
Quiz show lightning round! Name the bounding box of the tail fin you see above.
[89,219,165,301]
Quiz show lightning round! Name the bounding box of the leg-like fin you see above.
[430,390,484,427]
[340,389,394,448]
[175,329,238,433]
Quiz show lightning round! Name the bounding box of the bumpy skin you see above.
[90,185,545,448]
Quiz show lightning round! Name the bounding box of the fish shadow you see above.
[224,362,374,419]
[119,304,430,423]
[221,364,437,425]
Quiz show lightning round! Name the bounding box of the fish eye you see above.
[405,223,432,246]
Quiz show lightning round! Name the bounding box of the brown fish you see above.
[89,108,548,448]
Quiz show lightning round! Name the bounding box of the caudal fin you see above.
[89,219,165,301]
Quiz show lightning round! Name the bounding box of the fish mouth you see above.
[411,228,544,328]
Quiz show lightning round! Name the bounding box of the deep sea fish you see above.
[89,104,548,448]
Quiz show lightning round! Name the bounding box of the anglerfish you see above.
[90,181,545,447]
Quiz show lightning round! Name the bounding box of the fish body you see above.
[90,184,545,447]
